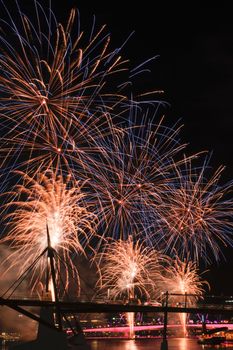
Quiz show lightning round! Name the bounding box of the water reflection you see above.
[87,338,233,350]
[178,337,189,350]
[88,339,142,350]
[125,340,139,350]
[3,338,233,350]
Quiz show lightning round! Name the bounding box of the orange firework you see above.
[0,1,129,177]
[160,256,209,336]
[0,170,97,293]
[161,256,209,304]
[86,111,195,243]
[96,236,168,301]
[153,157,233,262]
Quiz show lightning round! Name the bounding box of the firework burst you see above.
[86,109,192,244]
[96,236,168,301]
[0,0,130,178]
[152,157,233,262]
[0,0,232,308]
[95,236,168,339]
[161,256,208,303]
[0,170,97,293]
[160,256,209,336]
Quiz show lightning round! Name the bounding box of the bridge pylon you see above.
[5,225,90,349]
[160,291,169,350]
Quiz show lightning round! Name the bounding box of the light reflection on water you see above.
[2,338,233,350]
[87,338,233,350]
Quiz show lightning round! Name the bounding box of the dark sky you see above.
[5,1,233,294]
[50,1,233,173]
[51,1,233,295]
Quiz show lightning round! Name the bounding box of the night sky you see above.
[53,1,233,173]
[53,1,233,295]
[5,1,233,294]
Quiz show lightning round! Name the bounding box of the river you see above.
[87,338,231,350]
[1,337,233,349]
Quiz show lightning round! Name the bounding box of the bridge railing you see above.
[5,292,233,313]
[158,292,233,311]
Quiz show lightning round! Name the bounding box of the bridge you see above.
[1,292,233,350]
[83,323,233,334]
[1,296,233,315]
[1,236,232,349]
[1,293,233,331]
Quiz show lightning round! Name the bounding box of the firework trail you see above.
[160,256,209,335]
[161,256,208,304]
[96,236,168,338]
[96,236,167,302]
[0,170,97,294]
[151,157,233,262]
[0,1,176,298]
[0,1,232,311]
[0,0,133,179]
[86,109,194,244]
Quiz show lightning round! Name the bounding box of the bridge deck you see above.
[1,297,233,315]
